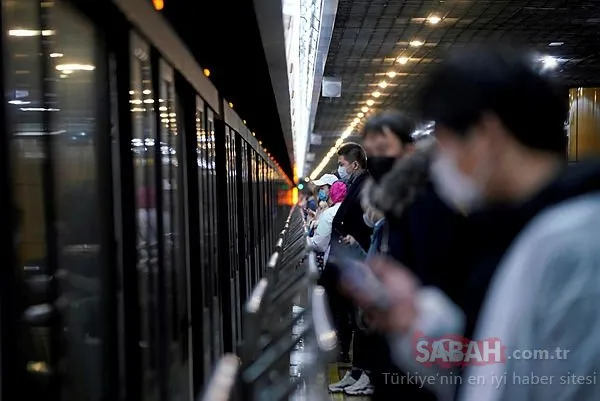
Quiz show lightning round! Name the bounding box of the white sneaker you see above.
[328,371,357,393]
[344,372,374,396]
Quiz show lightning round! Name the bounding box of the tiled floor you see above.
[290,304,370,401]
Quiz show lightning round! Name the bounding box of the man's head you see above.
[421,47,568,207]
[337,142,367,181]
[362,111,415,158]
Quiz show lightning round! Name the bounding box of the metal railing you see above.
[199,206,337,401]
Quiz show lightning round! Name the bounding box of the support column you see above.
[568,87,600,162]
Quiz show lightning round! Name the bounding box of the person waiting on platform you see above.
[307,173,339,237]
[309,180,347,268]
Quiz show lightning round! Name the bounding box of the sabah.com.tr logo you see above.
[413,331,506,368]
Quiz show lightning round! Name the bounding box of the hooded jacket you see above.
[361,137,468,401]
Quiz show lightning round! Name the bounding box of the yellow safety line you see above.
[328,363,345,401]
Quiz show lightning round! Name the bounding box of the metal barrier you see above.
[198,206,337,401]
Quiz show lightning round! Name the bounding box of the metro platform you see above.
[199,206,371,401]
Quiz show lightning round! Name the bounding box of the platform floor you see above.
[290,304,370,401]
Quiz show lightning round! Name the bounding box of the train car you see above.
[0,0,292,400]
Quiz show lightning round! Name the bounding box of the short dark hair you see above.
[419,46,568,155]
[338,142,367,169]
[362,111,415,145]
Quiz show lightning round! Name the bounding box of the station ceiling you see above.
[163,0,293,178]
[307,0,600,176]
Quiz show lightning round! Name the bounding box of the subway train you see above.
[0,0,293,400]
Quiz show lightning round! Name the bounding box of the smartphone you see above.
[328,256,391,310]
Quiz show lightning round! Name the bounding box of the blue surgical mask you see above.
[338,165,350,180]
[318,189,328,202]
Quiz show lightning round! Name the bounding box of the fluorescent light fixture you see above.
[386,71,397,78]
[366,99,375,106]
[549,42,564,47]
[378,81,388,88]
[397,56,409,64]
[409,40,424,47]
[50,53,63,58]
[8,29,55,37]
[372,91,381,98]
[20,107,59,112]
[357,112,364,118]
[56,64,95,71]
[9,100,30,105]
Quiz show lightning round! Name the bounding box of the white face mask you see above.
[430,150,483,211]
[338,165,350,180]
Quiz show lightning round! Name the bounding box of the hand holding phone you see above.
[329,256,392,311]
[334,256,419,334]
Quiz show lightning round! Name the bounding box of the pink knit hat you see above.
[330,181,347,204]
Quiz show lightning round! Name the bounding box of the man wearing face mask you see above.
[320,143,372,364]
[358,112,456,401]
[349,47,600,401]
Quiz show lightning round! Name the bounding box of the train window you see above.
[3,0,111,399]
[130,32,159,401]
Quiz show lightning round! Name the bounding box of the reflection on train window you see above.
[195,97,213,379]
[158,59,190,401]
[4,0,108,399]
[4,0,48,398]
[130,32,158,400]
[205,108,222,360]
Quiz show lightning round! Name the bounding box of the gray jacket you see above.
[388,192,600,401]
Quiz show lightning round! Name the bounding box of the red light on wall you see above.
[153,0,164,10]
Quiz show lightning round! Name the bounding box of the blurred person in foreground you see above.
[349,47,600,401]
[356,115,469,401]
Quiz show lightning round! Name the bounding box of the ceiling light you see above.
[8,29,54,37]
[357,112,364,118]
[541,55,558,69]
[350,121,357,127]
[387,71,397,78]
[56,64,95,71]
[549,42,564,47]
[353,118,360,124]
[366,99,375,106]
[378,81,388,88]
[50,53,63,58]
[361,106,369,113]
[372,91,381,98]
[427,15,442,24]
[409,40,424,47]
[203,68,211,77]
[397,56,409,65]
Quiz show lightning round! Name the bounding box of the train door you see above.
[0,0,118,400]
[194,96,213,383]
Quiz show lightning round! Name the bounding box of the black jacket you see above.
[364,138,467,401]
[332,171,373,252]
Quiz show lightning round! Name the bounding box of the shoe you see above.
[328,371,357,393]
[344,372,374,396]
